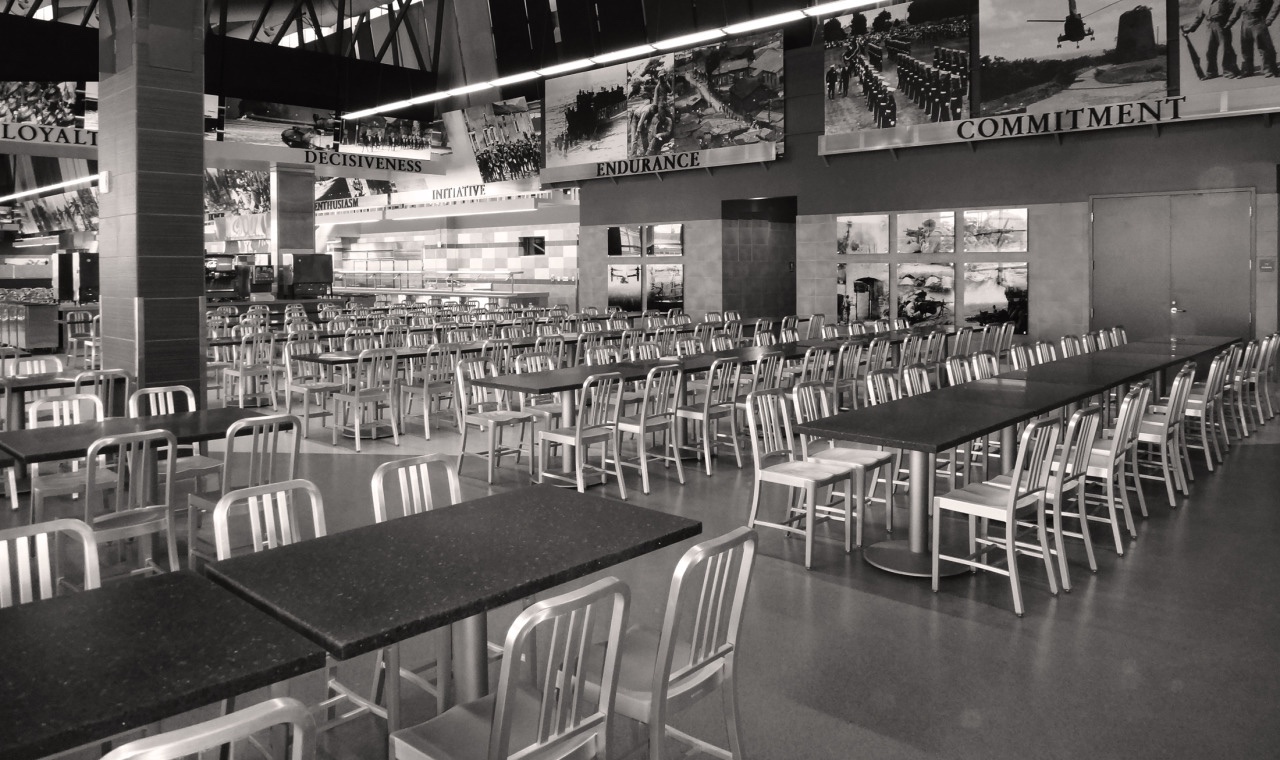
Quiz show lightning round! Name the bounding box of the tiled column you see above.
[272,165,317,295]
[97,0,205,391]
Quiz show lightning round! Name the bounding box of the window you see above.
[520,236,545,256]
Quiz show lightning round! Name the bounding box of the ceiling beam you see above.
[430,0,445,72]
[401,1,427,70]
[270,0,304,45]
[373,0,411,63]
[248,0,274,42]
[25,0,43,19]
[81,0,96,25]
[301,0,327,53]
[344,11,366,56]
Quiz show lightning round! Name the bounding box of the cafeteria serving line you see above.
[1,1,1279,760]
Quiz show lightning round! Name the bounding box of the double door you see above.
[1092,190,1254,339]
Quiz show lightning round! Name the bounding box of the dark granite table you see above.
[794,336,1238,577]
[0,571,324,760]
[203,485,700,738]
[0,407,264,467]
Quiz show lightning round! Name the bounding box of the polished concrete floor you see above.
[18,399,1280,760]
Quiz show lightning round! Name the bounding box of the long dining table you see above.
[203,485,700,760]
[792,335,1240,577]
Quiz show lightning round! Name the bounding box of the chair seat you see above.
[809,446,893,471]
[92,505,171,538]
[33,467,117,496]
[465,410,533,428]
[935,482,1019,521]
[335,387,394,403]
[391,685,543,760]
[675,403,732,422]
[595,625,717,723]
[289,380,343,394]
[165,454,221,479]
[615,414,671,435]
[758,460,850,489]
[538,425,613,446]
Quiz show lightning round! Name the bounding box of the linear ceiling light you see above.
[536,58,595,76]
[0,173,101,204]
[723,10,806,34]
[489,71,542,86]
[591,44,657,64]
[652,29,726,50]
[803,0,880,17]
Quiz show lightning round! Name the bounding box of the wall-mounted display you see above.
[461,97,541,183]
[1177,0,1274,94]
[897,211,954,254]
[897,262,955,327]
[647,224,684,256]
[607,225,643,256]
[646,264,684,313]
[836,214,890,254]
[339,114,433,161]
[23,187,97,234]
[543,30,784,180]
[204,169,271,218]
[837,262,891,324]
[963,208,1028,252]
[0,81,80,127]
[822,1,972,135]
[979,0,1166,117]
[963,262,1028,334]
[608,264,644,311]
[222,97,338,150]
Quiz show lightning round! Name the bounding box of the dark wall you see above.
[0,16,97,80]
[580,46,1280,225]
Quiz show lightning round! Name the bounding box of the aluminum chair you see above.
[391,577,629,760]
[85,429,180,575]
[456,359,534,484]
[281,339,341,438]
[28,393,107,524]
[222,330,278,409]
[676,357,744,476]
[1133,363,1195,508]
[0,518,99,607]
[1082,384,1149,554]
[615,364,686,494]
[401,344,459,440]
[332,348,401,452]
[745,387,854,569]
[932,417,1062,616]
[128,385,221,488]
[535,372,627,497]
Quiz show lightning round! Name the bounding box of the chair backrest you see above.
[489,577,628,760]
[969,351,999,379]
[343,327,378,352]
[746,387,796,468]
[753,331,778,347]
[212,479,326,559]
[236,331,275,367]
[514,351,558,376]
[128,384,198,417]
[900,363,931,397]
[74,369,130,416]
[832,341,864,388]
[371,453,461,523]
[648,528,756,730]
[630,342,663,361]
[283,340,328,384]
[780,315,798,331]
[864,337,890,371]
[820,325,842,340]
[381,323,410,349]
[703,311,723,323]
[951,326,973,357]
[1106,383,1151,462]
[720,320,743,343]
[710,334,736,351]
[585,346,622,366]
[944,356,972,385]
[0,518,100,608]
[779,327,800,343]
[6,355,64,376]
[1095,329,1114,349]
[577,373,624,435]
[1079,332,1098,354]
[1111,325,1128,345]
[1055,405,1103,500]
[1009,344,1032,371]
[791,380,834,457]
[219,414,302,496]
[805,314,825,339]
[1002,417,1061,515]
[798,345,834,384]
[636,364,683,423]
[579,320,603,333]
[1033,341,1058,363]
[28,392,103,429]
[748,350,785,393]
[101,698,316,760]
[351,348,398,391]
[1157,364,1197,433]
[1059,334,1082,357]
[848,322,867,336]
[704,358,744,408]
[674,338,704,357]
[86,429,177,522]
[865,368,900,405]
[900,334,924,365]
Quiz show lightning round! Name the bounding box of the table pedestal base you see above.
[864,539,969,577]
[226,394,273,409]
[340,422,395,440]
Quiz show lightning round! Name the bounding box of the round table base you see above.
[863,539,970,578]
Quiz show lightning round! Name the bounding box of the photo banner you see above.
[819,0,1280,155]
[543,29,785,180]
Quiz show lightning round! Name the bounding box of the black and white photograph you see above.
[24,187,98,233]
[823,0,972,135]
[222,97,339,150]
[461,97,542,183]
[0,81,78,127]
[963,208,1028,251]
[979,0,1168,116]
[607,264,644,311]
[646,263,685,312]
[963,261,1029,332]
[545,64,630,168]
[836,213,891,254]
[647,224,684,256]
[1176,0,1280,94]
[204,169,271,217]
[897,261,955,326]
[607,225,643,256]
[629,30,786,156]
[339,114,433,161]
[837,262,892,324]
[897,210,955,253]
[314,176,394,205]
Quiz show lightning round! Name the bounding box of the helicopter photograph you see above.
[978,0,1168,116]
[607,264,643,312]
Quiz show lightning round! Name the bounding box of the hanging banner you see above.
[540,141,776,183]
[213,213,271,239]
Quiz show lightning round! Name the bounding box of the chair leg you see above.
[1127,448,1148,520]
[747,479,762,530]
[1104,476,1125,556]
[721,660,745,760]
[6,467,16,514]
[1006,526,1024,617]
[669,421,685,486]
[1037,499,1058,595]
[803,484,816,570]
[701,420,714,477]
[486,426,498,484]
[931,503,942,592]
[612,433,627,500]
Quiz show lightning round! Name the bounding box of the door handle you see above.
[1170,307,1186,314]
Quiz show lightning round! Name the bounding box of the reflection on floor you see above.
[13,405,1280,760]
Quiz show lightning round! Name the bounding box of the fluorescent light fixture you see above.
[490,70,542,86]
[723,10,805,34]
[13,235,58,247]
[652,29,725,50]
[0,174,100,204]
[446,82,494,97]
[803,0,879,17]
[537,58,595,76]
[591,44,657,64]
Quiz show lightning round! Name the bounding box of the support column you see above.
[98,0,206,391]
[271,164,317,298]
